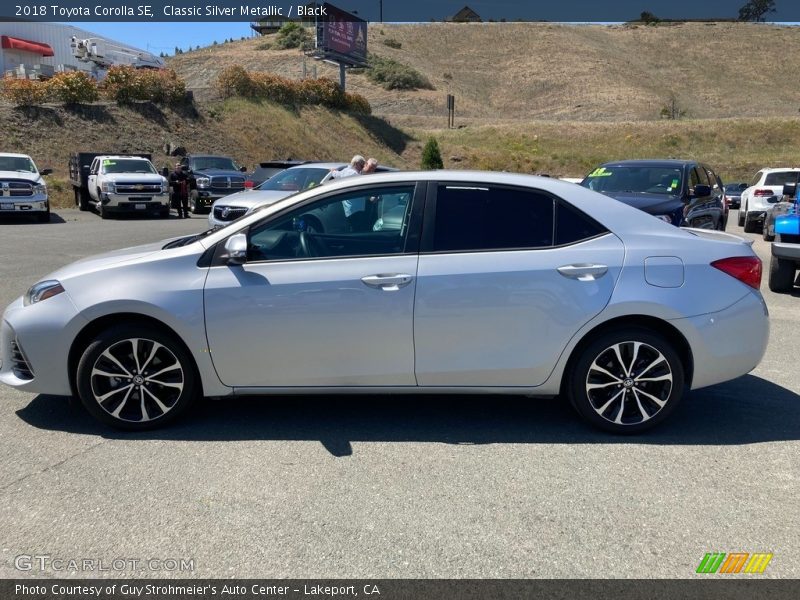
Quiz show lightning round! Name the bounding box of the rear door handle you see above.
[361,273,413,291]
[557,263,608,281]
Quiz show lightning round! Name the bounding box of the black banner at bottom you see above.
[3,579,800,600]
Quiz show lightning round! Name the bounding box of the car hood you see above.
[214,189,293,209]
[0,170,41,183]
[599,191,682,214]
[194,168,247,178]
[102,174,164,182]
[46,240,174,282]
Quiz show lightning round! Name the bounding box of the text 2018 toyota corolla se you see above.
[0,172,769,433]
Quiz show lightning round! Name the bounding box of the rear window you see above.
[765,172,800,186]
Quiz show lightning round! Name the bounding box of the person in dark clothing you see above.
[169,162,190,218]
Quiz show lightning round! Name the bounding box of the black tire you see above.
[159,209,170,219]
[768,254,795,293]
[74,187,90,211]
[763,222,775,242]
[99,203,109,219]
[76,325,198,430]
[36,207,50,223]
[189,191,200,214]
[567,327,685,434]
[738,207,745,227]
[743,211,759,233]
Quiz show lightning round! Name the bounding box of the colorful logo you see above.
[696,552,773,574]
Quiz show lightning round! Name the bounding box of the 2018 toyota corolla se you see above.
[0,172,769,433]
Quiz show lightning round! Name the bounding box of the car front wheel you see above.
[76,325,198,430]
[568,328,685,434]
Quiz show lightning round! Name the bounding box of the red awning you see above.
[1,35,55,57]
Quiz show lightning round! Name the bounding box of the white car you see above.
[87,155,170,219]
[739,167,800,233]
[0,153,52,223]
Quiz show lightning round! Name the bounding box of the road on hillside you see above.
[0,209,797,578]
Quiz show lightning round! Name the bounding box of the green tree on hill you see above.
[421,137,444,170]
[738,0,776,22]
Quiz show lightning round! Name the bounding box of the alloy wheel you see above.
[585,341,673,426]
[89,337,184,423]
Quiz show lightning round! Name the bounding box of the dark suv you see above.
[179,154,249,214]
[580,159,727,230]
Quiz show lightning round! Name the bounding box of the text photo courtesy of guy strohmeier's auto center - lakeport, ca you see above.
[1,0,800,598]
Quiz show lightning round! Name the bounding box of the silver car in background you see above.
[1,172,769,433]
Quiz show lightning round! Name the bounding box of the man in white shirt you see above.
[331,155,367,218]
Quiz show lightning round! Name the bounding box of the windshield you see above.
[192,157,240,171]
[258,167,332,192]
[101,159,156,174]
[724,183,745,192]
[0,156,36,173]
[582,166,683,195]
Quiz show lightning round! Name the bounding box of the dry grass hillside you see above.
[169,22,800,122]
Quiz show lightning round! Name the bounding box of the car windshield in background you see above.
[258,167,332,192]
[582,166,683,195]
[0,156,36,172]
[102,159,156,174]
[193,157,240,171]
[725,183,746,192]
[764,172,800,186]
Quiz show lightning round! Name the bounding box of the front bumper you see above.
[0,294,88,396]
[101,192,170,212]
[0,194,48,214]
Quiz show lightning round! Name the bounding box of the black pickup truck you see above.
[178,154,250,214]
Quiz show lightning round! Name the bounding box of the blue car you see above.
[768,182,800,292]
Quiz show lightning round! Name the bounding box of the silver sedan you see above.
[1,171,769,433]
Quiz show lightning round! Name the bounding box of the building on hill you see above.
[447,6,482,23]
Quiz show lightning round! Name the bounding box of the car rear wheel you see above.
[76,325,198,430]
[738,207,745,227]
[763,223,775,242]
[768,254,795,293]
[189,192,200,214]
[567,328,685,434]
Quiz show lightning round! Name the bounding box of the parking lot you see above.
[0,208,798,578]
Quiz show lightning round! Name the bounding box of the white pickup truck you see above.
[0,152,52,223]
[87,155,170,219]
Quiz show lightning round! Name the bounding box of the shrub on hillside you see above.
[103,66,187,105]
[215,67,370,114]
[1,76,48,106]
[421,137,444,170]
[366,55,433,90]
[46,71,99,104]
[382,38,402,49]
[275,22,310,49]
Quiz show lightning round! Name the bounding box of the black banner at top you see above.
[2,0,800,22]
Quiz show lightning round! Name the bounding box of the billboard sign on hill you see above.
[316,3,368,67]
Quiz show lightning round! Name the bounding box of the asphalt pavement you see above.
[0,208,797,579]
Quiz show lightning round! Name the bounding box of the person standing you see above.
[169,162,190,218]
[331,155,367,222]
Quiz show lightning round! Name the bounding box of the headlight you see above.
[101,182,114,193]
[24,280,65,306]
[33,183,47,195]
[196,177,210,188]
[655,214,673,224]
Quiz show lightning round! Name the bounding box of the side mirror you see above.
[40,168,53,176]
[223,233,248,265]
[692,184,711,198]
[767,195,780,204]
[240,166,248,172]
[782,183,797,197]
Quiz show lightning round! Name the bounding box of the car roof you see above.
[598,159,698,168]
[285,162,346,170]
[96,155,151,159]
[0,152,34,159]
[188,154,235,159]
[759,167,800,173]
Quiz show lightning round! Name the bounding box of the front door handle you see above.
[557,263,608,281]
[361,273,413,291]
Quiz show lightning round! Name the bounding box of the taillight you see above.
[711,256,762,289]
[244,180,254,189]
[754,189,774,197]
